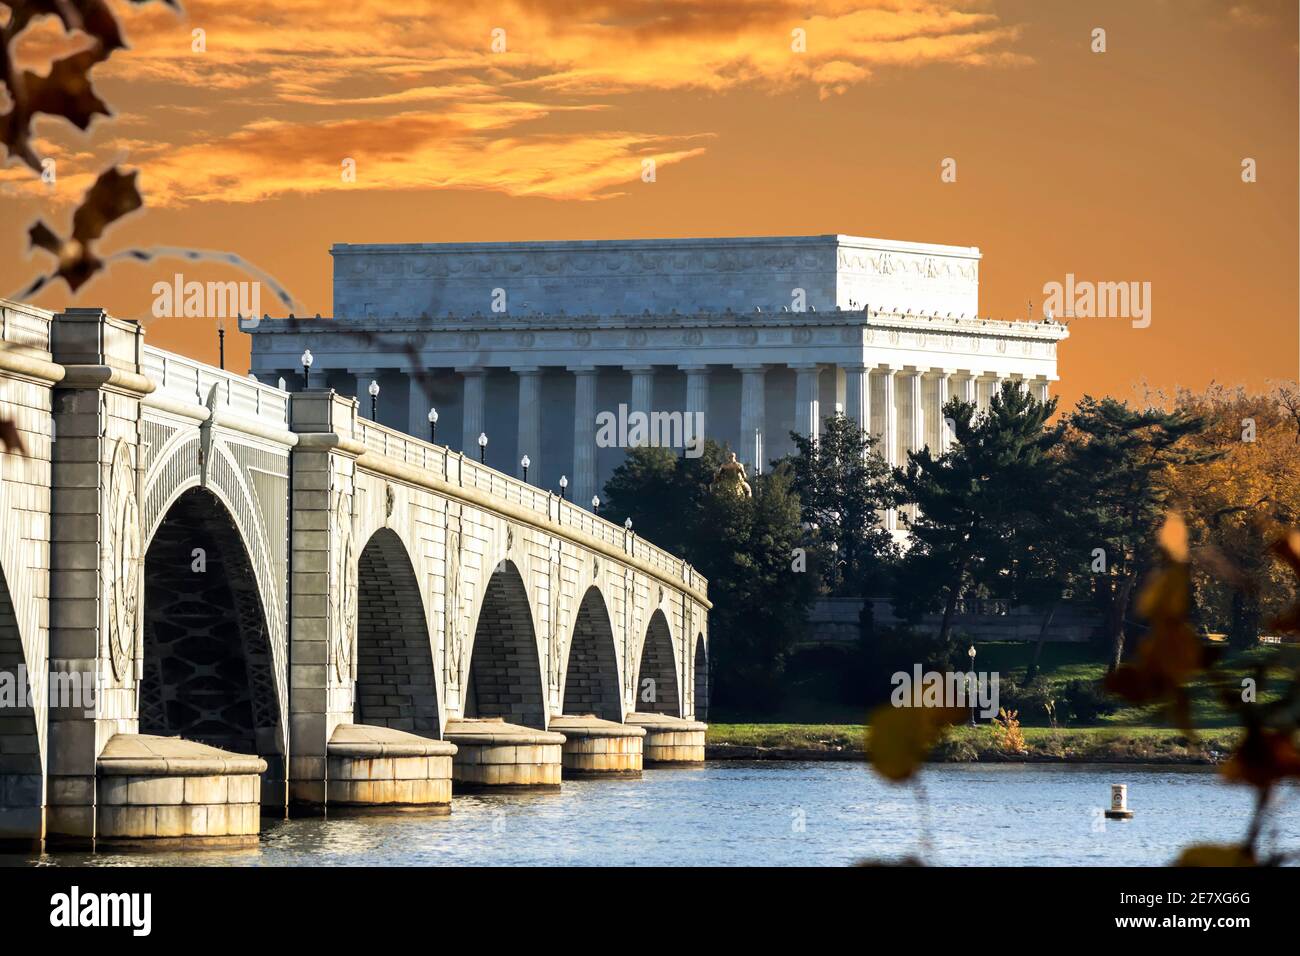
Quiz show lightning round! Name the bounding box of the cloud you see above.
[6,1,1028,204]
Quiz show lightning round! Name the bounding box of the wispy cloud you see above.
[5,1,1028,205]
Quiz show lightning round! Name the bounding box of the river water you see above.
[10,762,1298,867]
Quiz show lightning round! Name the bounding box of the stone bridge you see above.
[0,301,709,849]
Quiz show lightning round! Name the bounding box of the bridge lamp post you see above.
[300,349,313,389]
[591,494,600,514]
[967,644,978,726]
[521,454,530,483]
[624,517,633,532]
[368,379,380,421]
[558,475,568,500]
[217,315,226,369]
[428,407,438,444]
[478,432,488,464]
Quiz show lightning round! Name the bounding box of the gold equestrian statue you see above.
[710,451,753,499]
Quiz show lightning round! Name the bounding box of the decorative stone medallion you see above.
[445,524,463,684]
[333,488,358,682]
[106,440,141,683]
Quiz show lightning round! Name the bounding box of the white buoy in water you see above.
[1104,783,1134,820]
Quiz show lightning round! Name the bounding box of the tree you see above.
[1163,383,1300,647]
[1062,396,1216,669]
[893,381,1063,646]
[601,441,815,712]
[787,413,898,595]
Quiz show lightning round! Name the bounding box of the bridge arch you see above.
[693,633,708,720]
[354,527,439,735]
[0,561,42,841]
[464,559,547,728]
[561,585,622,721]
[141,438,289,721]
[140,487,285,765]
[636,608,681,717]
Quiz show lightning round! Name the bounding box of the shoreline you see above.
[705,744,1223,765]
[705,724,1237,766]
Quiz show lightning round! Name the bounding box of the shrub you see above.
[990,708,1027,753]
[1059,679,1117,724]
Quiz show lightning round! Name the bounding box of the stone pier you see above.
[443,718,565,790]
[625,713,708,764]
[324,724,456,814]
[549,714,645,777]
[94,735,265,849]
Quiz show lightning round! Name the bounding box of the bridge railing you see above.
[353,415,706,597]
[0,299,53,356]
[142,345,291,431]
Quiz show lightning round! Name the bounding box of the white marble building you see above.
[244,234,1067,514]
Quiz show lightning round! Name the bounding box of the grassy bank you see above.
[701,640,1293,764]
[706,723,1241,764]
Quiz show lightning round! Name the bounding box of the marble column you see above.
[1032,378,1051,403]
[629,365,654,413]
[351,368,379,420]
[408,372,433,440]
[459,366,486,453]
[933,370,951,451]
[879,367,898,530]
[906,370,924,454]
[516,367,542,480]
[737,365,765,473]
[843,364,870,440]
[977,374,997,413]
[683,365,711,458]
[879,367,898,466]
[959,373,977,407]
[793,363,821,442]
[571,366,599,508]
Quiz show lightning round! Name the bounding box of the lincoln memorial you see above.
[244,234,1067,517]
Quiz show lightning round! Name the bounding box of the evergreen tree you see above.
[788,413,898,595]
[893,381,1063,645]
[1063,396,1216,669]
[601,442,815,712]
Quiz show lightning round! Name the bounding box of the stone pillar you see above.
[879,367,898,466]
[1033,378,1051,403]
[879,367,898,531]
[516,367,542,479]
[683,365,711,459]
[351,369,378,419]
[960,373,978,407]
[933,370,952,451]
[408,371,440,440]
[459,366,486,453]
[737,365,765,474]
[571,366,598,508]
[905,369,924,454]
[286,391,363,813]
[628,365,655,417]
[978,374,999,412]
[46,308,152,845]
[793,363,821,442]
[843,364,870,437]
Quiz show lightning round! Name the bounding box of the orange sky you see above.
[1,0,1296,409]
